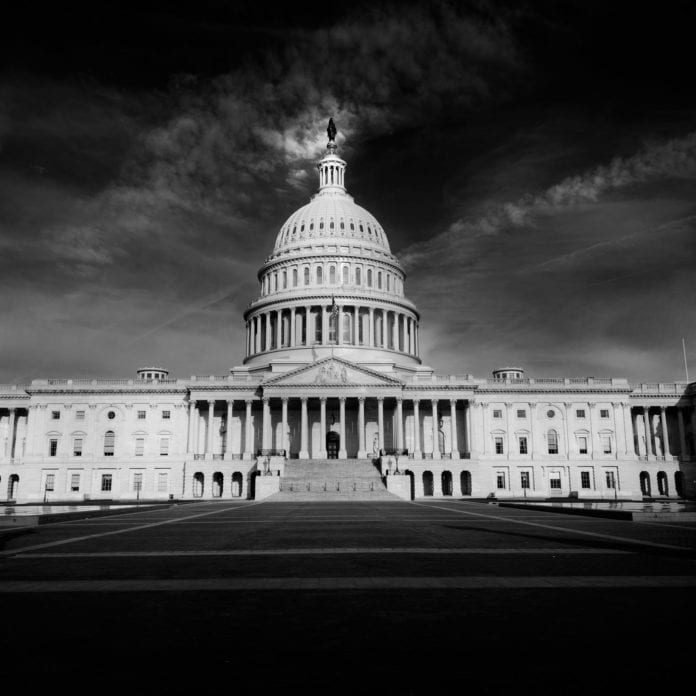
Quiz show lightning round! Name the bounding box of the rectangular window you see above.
[162,410,171,420]
[600,409,610,419]
[549,474,562,490]
[602,435,612,454]
[137,410,146,420]
[73,438,83,457]
[581,471,591,489]
[45,473,55,491]
[49,439,58,457]
[496,472,506,489]
[51,410,60,420]
[71,473,80,492]
[576,409,586,418]
[101,474,112,492]
[494,437,504,454]
[493,409,502,419]
[519,436,528,454]
[160,438,169,456]
[76,410,85,420]
[516,409,526,419]
[520,472,530,489]
[135,437,145,456]
[133,472,143,492]
[578,436,588,454]
[157,472,168,493]
[605,471,616,489]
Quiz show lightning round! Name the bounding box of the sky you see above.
[0,0,694,383]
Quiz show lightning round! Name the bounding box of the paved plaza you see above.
[1,500,695,694]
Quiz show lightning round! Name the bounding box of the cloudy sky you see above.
[1,0,694,383]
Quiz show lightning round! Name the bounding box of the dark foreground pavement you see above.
[1,499,695,695]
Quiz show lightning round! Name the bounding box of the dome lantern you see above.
[317,118,346,192]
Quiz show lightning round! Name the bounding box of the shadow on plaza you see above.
[441,523,696,558]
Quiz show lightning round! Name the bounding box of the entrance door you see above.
[326,431,340,459]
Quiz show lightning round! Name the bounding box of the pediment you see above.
[263,357,402,387]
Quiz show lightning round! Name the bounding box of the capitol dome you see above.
[243,121,421,371]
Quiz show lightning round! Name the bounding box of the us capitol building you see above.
[2,122,695,503]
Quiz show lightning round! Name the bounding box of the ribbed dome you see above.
[273,190,391,254]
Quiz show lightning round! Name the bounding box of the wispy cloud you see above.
[400,130,696,270]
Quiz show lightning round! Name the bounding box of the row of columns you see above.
[246,305,419,357]
[633,405,696,458]
[186,397,465,460]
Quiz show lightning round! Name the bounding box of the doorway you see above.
[326,431,340,459]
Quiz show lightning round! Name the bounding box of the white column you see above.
[563,402,572,458]
[623,404,633,455]
[304,305,311,346]
[634,410,643,455]
[480,403,487,456]
[320,398,327,457]
[206,400,215,458]
[391,311,398,350]
[225,400,234,460]
[299,397,309,459]
[395,398,404,451]
[264,313,271,352]
[611,402,624,458]
[338,397,347,459]
[677,408,687,457]
[187,401,196,455]
[290,307,296,347]
[588,402,597,459]
[465,401,472,456]
[660,406,670,456]
[244,400,253,459]
[415,323,419,356]
[401,314,407,352]
[504,402,513,460]
[413,399,421,457]
[357,398,366,458]
[7,408,16,460]
[377,397,384,453]
[643,406,652,458]
[528,403,536,457]
[450,400,459,459]
[255,316,261,353]
[281,398,288,455]
[369,307,374,347]
[431,400,441,460]
[262,398,271,451]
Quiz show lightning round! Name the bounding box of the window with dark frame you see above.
[519,436,528,454]
[494,437,504,454]
[581,471,591,489]
[101,474,112,492]
[49,439,58,456]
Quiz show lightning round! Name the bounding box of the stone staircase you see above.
[272,459,396,501]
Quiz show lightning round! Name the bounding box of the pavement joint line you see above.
[410,501,696,552]
[0,575,694,592]
[0,501,268,558]
[10,547,635,558]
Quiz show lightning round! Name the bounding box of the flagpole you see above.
[683,337,690,383]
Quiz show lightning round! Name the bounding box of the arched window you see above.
[386,274,391,291]
[292,268,298,286]
[329,265,336,284]
[104,431,115,457]
[232,472,243,497]
[342,313,352,343]
[304,267,310,285]
[342,266,349,284]
[316,266,323,284]
[212,472,223,498]
[367,268,372,287]
[547,430,558,454]
[460,471,472,496]
[640,471,651,496]
[441,471,453,496]
[355,267,361,285]
[422,471,434,497]
[193,472,204,498]
[377,271,382,289]
[271,273,277,292]
[282,270,287,289]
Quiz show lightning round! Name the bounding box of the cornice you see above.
[244,293,419,318]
